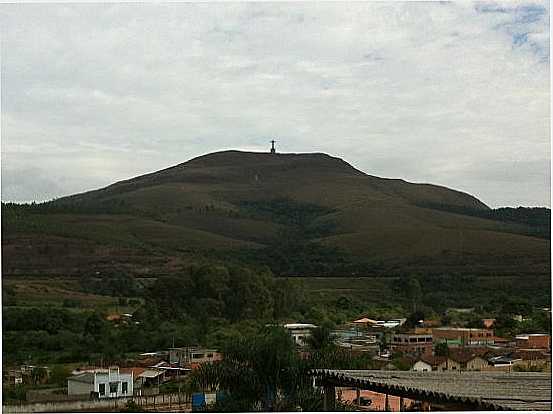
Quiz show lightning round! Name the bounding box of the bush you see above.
[62,299,81,308]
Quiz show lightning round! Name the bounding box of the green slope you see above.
[2,150,549,277]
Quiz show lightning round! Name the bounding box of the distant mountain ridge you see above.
[2,150,549,278]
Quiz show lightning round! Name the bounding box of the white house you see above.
[67,367,133,398]
[353,318,406,329]
[283,323,318,347]
[412,360,433,372]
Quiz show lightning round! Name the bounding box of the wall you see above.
[466,357,488,371]
[95,371,133,398]
[412,361,432,372]
[3,392,190,413]
[437,359,461,371]
[433,329,493,347]
[67,380,92,396]
[516,335,551,350]
[338,387,414,411]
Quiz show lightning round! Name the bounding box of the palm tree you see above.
[189,326,322,412]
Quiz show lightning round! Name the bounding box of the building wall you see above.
[482,364,514,372]
[437,359,461,371]
[190,351,222,365]
[94,371,133,399]
[465,357,488,371]
[516,335,551,351]
[433,328,494,347]
[3,392,190,414]
[288,329,313,347]
[67,380,93,396]
[338,388,414,411]
[391,334,433,355]
[170,348,222,366]
[412,361,432,372]
[391,343,433,355]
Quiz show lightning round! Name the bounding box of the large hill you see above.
[2,150,550,278]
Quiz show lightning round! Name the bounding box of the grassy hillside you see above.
[2,150,550,280]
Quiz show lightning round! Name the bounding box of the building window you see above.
[207,353,213,358]
[109,382,118,394]
[122,382,128,394]
[99,384,106,396]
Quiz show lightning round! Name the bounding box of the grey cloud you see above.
[2,167,66,203]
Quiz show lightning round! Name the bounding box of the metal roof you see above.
[139,369,164,378]
[283,323,317,329]
[67,372,95,385]
[311,369,552,411]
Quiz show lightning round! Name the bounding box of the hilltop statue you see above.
[270,139,276,154]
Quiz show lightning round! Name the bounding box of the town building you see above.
[390,333,433,356]
[486,355,522,372]
[353,318,406,329]
[67,367,133,398]
[3,368,23,385]
[283,323,318,347]
[515,334,551,351]
[3,365,50,385]
[432,327,494,347]
[481,319,496,329]
[169,347,222,368]
[412,358,436,372]
[149,361,191,379]
[412,349,489,372]
[335,331,380,355]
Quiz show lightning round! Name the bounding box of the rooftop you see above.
[433,327,492,332]
[283,323,317,329]
[311,369,551,411]
[67,372,95,385]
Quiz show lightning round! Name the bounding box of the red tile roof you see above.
[120,367,146,377]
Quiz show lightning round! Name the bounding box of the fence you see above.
[3,391,191,413]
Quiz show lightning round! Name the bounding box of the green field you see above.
[296,273,551,312]
[2,276,142,314]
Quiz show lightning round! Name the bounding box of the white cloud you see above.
[0,1,549,207]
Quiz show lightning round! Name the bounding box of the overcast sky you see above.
[1,1,550,207]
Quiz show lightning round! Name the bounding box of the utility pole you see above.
[178,353,181,408]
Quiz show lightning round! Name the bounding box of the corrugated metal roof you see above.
[67,372,95,385]
[139,369,164,378]
[120,367,145,377]
[312,369,551,411]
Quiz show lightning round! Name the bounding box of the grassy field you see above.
[295,273,551,311]
[294,276,397,306]
[2,276,142,314]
